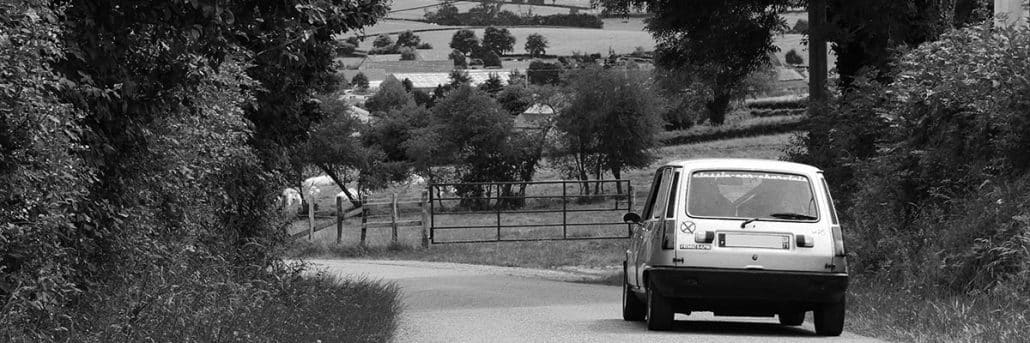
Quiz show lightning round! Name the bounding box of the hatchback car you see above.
[621,159,848,335]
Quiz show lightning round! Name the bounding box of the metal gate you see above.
[427,180,633,244]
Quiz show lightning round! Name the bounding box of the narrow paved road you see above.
[309,259,883,343]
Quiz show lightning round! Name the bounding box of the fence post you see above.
[562,180,567,239]
[308,194,315,241]
[391,193,399,244]
[627,182,634,237]
[420,190,430,248]
[360,201,367,247]
[336,195,343,244]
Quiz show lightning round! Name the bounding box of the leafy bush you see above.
[416,42,433,49]
[399,47,417,61]
[789,24,1030,296]
[527,60,561,85]
[423,7,603,28]
[785,49,804,65]
[368,45,400,55]
[373,34,393,48]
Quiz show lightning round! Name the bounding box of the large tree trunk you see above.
[705,92,732,125]
[318,164,362,208]
[611,166,623,194]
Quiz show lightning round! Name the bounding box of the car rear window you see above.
[686,170,818,221]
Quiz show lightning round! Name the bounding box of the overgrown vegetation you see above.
[788,23,1030,342]
[0,0,400,341]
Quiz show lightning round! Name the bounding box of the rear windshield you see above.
[686,170,818,221]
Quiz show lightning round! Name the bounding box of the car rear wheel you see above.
[778,311,805,326]
[622,264,645,321]
[814,298,845,336]
[646,278,673,331]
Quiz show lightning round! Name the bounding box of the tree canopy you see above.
[483,26,517,55]
[525,33,549,57]
[450,29,481,55]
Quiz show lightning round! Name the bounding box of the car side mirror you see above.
[623,212,642,224]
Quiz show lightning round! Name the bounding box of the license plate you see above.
[718,233,789,249]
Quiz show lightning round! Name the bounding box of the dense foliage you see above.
[1,0,389,340]
[788,24,1030,297]
[599,0,791,125]
[425,2,603,28]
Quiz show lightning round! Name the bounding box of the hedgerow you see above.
[788,23,1030,297]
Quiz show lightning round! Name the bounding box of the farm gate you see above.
[427,180,634,244]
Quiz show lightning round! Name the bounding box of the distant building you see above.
[387,70,516,92]
[514,104,554,131]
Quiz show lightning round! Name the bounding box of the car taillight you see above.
[831,225,846,256]
[662,219,676,249]
[694,230,714,243]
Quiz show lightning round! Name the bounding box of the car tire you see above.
[778,311,805,326]
[814,298,845,336]
[645,278,673,331]
[622,264,646,321]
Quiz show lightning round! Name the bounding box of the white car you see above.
[622,159,848,335]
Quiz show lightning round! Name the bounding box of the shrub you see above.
[481,50,502,67]
[785,49,804,65]
[399,47,417,61]
[396,30,421,48]
[368,45,400,55]
[527,60,561,85]
[337,42,357,56]
[416,42,433,49]
[790,24,1030,296]
[373,34,393,48]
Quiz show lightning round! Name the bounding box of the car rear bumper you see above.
[647,267,848,304]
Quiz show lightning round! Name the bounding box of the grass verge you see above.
[847,278,1030,343]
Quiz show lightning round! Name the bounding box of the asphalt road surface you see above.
[309,259,883,343]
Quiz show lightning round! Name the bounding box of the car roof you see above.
[662,158,822,174]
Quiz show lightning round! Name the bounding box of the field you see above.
[289,133,793,250]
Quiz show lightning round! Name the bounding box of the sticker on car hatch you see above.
[679,243,712,250]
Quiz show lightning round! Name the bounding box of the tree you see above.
[1,0,389,339]
[481,50,503,68]
[306,94,372,207]
[450,29,480,56]
[496,84,535,115]
[527,61,562,85]
[396,30,421,47]
[556,67,664,194]
[449,49,468,69]
[405,85,536,209]
[598,0,791,125]
[352,72,370,92]
[525,33,549,57]
[401,78,414,92]
[483,26,517,55]
[373,34,394,48]
[479,73,506,95]
[425,1,462,25]
[825,0,990,89]
[365,78,414,114]
[785,49,804,65]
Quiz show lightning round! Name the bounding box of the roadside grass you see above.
[239,274,402,343]
[846,279,1030,343]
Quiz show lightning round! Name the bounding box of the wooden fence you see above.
[290,191,430,248]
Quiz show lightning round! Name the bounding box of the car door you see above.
[636,168,674,286]
[628,170,664,288]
